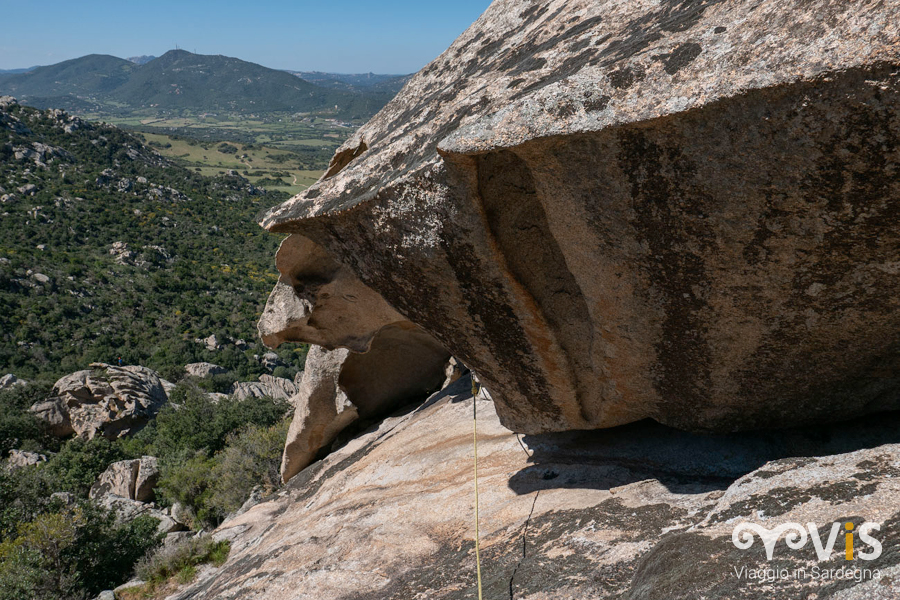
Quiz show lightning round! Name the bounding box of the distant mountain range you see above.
[0,67,40,75]
[290,72,411,95]
[0,50,406,119]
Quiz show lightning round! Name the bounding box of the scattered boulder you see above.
[259,0,900,435]
[0,373,26,391]
[196,334,221,352]
[230,374,298,402]
[32,364,168,439]
[4,449,46,471]
[108,241,136,265]
[185,362,227,379]
[260,352,283,372]
[97,494,184,535]
[89,456,159,503]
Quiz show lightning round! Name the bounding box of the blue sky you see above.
[0,0,493,73]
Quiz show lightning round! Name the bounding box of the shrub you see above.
[156,451,216,526]
[0,382,58,457]
[0,466,61,541]
[43,437,131,497]
[131,535,230,591]
[155,417,289,527]
[150,382,290,460]
[207,420,289,517]
[0,504,161,600]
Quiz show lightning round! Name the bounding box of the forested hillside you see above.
[0,97,301,381]
[0,51,396,120]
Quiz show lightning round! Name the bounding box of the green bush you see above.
[0,504,161,600]
[207,420,289,517]
[131,534,229,590]
[0,383,58,457]
[149,382,290,460]
[43,437,131,497]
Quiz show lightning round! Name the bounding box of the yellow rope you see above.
[472,377,484,600]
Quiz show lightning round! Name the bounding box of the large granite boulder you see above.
[32,363,168,439]
[89,456,159,503]
[170,375,900,599]
[260,0,900,435]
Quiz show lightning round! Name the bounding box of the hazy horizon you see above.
[0,0,492,73]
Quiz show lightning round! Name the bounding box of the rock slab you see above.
[170,375,900,599]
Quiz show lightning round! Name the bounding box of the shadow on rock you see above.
[508,410,900,496]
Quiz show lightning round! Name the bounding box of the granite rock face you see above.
[31,363,168,439]
[280,325,452,483]
[258,233,453,481]
[170,375,900,600]
[261,0,900,434]
[89,456,159,503]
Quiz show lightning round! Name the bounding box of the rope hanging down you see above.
[472,376,484,600]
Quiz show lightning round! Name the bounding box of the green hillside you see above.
[0,50,393,120]
[0,98,301,382]
[0,54,135,97]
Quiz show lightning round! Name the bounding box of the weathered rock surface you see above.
[230,374,298,401]
[4,449,46,471]
[170,375,900,599]
[260,0,900,435]
[32,363,168,439]
[89,456,159,503]
[259,232,454,480]
[280,345,356,483]
[185,362,227,379]
[279,325,453,482]
[29,397,75,437]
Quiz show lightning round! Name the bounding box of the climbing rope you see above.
[472,376,484,600]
